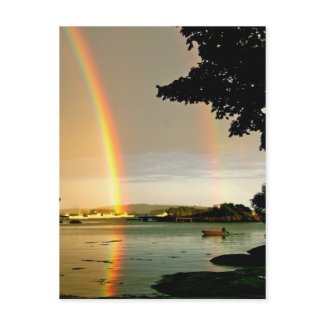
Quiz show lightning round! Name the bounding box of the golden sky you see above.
[60,27,265,209]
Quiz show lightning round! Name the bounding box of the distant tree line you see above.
[199,203,258,222]
[149,209,167,215]
[167,206,206,216]
[151,203,262,222]
[150,206,206,216]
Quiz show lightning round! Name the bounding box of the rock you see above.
[102,240,122,243]
[247,245,266,257]
[152,267,265,298]
[93,278,110,285]
[210,254,264,266]
[81,259,112,264]
[210,245,266,267]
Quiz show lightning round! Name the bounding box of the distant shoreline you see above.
[60,202,262,222]
[60,217,263,223]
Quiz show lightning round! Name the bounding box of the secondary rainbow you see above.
[64,27,126,213]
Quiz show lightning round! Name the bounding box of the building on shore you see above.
[67,212,135,220]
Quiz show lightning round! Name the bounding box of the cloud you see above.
[123,151,265,183]
[60,151,265,185]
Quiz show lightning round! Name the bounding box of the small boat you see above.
[202,230,229,237]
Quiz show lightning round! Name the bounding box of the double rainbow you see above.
[64,26,126,214]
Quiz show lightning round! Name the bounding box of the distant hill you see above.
[119,204,180,214]
[60,204,207,215]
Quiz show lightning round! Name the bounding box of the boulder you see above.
[152,267,265,298]
[210,245,266,267]
[210,253,265,266]
[247,245,266,257]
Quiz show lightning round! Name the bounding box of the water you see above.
[60,220,265,298]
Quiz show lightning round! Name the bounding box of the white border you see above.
[1,0,325,324]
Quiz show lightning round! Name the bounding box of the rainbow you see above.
[64,26,126,214]
[64,27,125,297]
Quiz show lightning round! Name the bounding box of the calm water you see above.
[60,220,266,298]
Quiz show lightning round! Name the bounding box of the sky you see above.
[60,27,265,210]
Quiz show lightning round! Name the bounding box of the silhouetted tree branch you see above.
[156,27,266,150]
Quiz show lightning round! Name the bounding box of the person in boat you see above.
[222,227,229,235]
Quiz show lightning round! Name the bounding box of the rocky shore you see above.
[152,245,266,298]
[210,245,265,267]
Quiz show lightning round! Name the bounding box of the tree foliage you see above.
[196,203,259,222]
[166,206,202,216]
[250,184,266,222]
[157,27,266,150]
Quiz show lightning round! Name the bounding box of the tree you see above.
[156,27,266,150]
[218,203,235,217]
[251,184,266,223]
